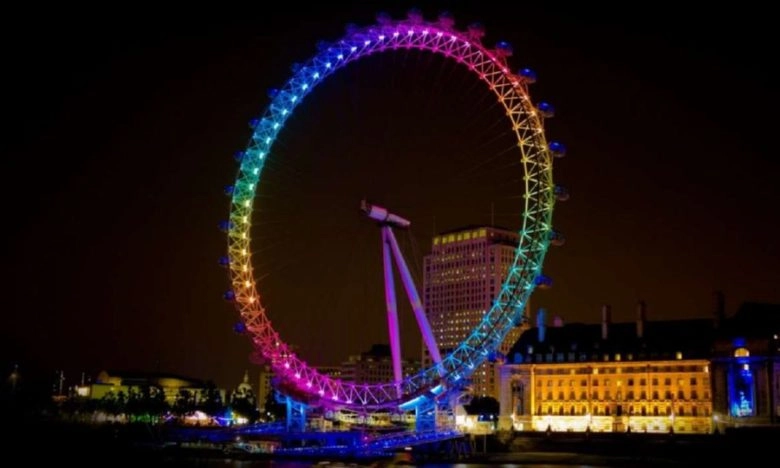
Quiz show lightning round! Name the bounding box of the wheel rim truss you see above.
[226,17,555,411]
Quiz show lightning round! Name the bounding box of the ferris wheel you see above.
[222,10,566,414]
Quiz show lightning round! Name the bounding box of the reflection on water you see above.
[160,460,595,468]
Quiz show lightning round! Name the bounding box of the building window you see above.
[628,378,634,386]
[690,377,697,386]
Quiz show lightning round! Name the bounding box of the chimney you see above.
[537,308,547,343]
[601,304,611,340]
[713,291,725,328]
[553,316,564,327]
[636,300,646,339]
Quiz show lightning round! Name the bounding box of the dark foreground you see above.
[7,420,777,466]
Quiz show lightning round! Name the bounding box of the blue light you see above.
[224,290,236,301]
[233,151,245,162]
[218,256,230,267]
[223,185,234,196]
[519,68,537,83]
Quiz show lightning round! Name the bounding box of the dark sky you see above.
[2,2,778,391]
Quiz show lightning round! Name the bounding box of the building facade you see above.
[340,344,419,385]
[88,370,225,406]
[499,304,715,434]
[499,299,780,434]
[710,302,780,430]
[423,226,528,398]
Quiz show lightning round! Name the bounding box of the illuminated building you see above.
[710,301,780,430]
[423,226,528,398]
[499,303,715,433]
[340,344,419,384]
[89,370,225,406]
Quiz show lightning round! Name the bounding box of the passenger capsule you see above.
[224,290,236,301]
[218,220,234,232]
[344,23,358,34]
[248,118,260,129]
[535,274,553,289]
[233,321,247,334]
[518,68,537,84]
[223,185,235,196]
[267,88,280,99]
[407,8,423,23]
[554,185,570,202]
[290,62,302,73]
[549,230,566,247]
[233,151,245,162]
[218,256,231,267]
[437,11,455,28]
[467,22,485,39]
[537,102,555,118]
[548,141,567,158]
[495,41,513,57]
[376,12,392,24]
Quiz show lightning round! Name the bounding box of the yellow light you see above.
[242,216,248,223]
[241,249,247,256]
[245,280,251,288]
[242,265,248,272]
[244,200,251,207]
[248,296,255,303]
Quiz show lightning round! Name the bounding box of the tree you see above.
[172,389,195,419]
[464,396,500,420]
[263,389,287,422]
[230,388,260,424]
[198,381,225,418]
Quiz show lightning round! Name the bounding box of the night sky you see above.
[2,2,778,392]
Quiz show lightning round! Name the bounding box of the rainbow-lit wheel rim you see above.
[226,12,558,411]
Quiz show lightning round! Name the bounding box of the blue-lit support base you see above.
[415,399,438,433]
[285,396,307,433]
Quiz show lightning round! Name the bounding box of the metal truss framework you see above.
[225,12,560,411]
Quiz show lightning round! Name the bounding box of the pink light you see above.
[407,30,413,35]
[306,381,312,387]
[378,35,385,40]
[294,373,300,379]
[393,31,400,37]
